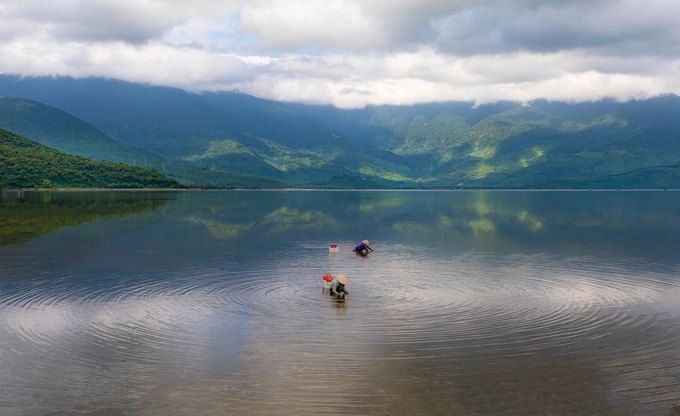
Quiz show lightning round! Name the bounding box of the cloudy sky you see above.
[1,0,679,108]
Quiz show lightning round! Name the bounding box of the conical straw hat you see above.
[337,275,348,284]
[362,240,370,245]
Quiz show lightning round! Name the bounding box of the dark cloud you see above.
[432,0,680,57]
[3,1,205,44]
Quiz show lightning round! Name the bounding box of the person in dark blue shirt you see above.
[353,239,373,255]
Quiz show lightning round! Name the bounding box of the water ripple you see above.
[1,250,679,415]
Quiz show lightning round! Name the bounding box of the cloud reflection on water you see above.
[1,190,680,414]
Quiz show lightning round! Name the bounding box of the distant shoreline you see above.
[4,188,196,192]
[2,187,677,193]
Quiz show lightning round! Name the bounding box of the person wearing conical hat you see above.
[329,274,349,297]
[353,239,373,256]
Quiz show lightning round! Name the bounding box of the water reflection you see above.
[0,190,679,415]
[184,205,338,240]
[0,190,177,246]
[169,190,680,261]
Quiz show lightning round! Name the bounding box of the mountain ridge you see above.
[1,75,679,188]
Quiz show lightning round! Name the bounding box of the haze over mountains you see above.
[1,75,679,189]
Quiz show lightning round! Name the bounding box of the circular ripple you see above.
[1,249,679,416]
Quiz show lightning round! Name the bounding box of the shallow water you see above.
[1,190,679,415]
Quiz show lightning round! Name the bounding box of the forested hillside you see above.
[0,96,285,188]
[0,129,181,189]
[288,96,680,187]
[1,75,680,188]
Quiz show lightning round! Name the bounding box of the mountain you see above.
[0,128,181,189]
[0,96,285,188]
[1,75,679,188]
[0,76,419,186]
[0,96,167,166]
[285,97,680,187]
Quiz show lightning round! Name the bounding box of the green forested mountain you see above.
[0,128,181,189]
[0,95,159,163]
[1,75,679,188]
[0,96,285,188]
[290,97,680,187]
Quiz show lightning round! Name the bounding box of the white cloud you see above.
[1,0,680,107]
[0,38,254,89]
[240,0,375,51]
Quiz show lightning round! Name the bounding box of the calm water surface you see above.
[1,190,679,415]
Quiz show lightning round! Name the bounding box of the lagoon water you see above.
[1,190,679,415]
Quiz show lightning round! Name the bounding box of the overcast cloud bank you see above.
[1,0,679,108]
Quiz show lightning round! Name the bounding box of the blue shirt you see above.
[354,242,369,252]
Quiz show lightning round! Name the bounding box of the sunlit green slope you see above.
[297,96,680,187]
